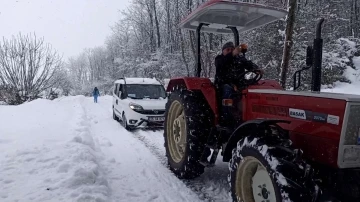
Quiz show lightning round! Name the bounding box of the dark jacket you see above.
[215,53,259,87]
[93,89,100,97]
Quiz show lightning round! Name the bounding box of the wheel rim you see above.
[166,100,187,163]
[235,156,277,202]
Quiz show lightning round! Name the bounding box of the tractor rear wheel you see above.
[229,136,317,202]
[164,89,212,179]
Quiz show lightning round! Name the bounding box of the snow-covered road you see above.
[0,96,231,202]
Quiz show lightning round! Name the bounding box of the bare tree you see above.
[0,33,62,103]
[152,0,161,48]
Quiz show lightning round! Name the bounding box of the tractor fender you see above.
[166,77,218,119]
[223,119,290,162]
[166,77,213,92]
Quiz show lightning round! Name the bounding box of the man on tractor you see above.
[215,41,264,127]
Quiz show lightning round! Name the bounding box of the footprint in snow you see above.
[148,195,160,201]
[3,179,13,184]
[100,141,112,147]
[58,163,71,173]
[2,166,15,171]
[25,157,35,162]
[73,136,82,144]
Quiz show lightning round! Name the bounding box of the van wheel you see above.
[113,109,119,121]
[122,113,131,131]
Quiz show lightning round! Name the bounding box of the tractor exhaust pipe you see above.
[311,18,324,92]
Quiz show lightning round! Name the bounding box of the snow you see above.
[353,56,360,70]
[114,78,161,85]
[0,95,206,202]
[323,81,360,94]
[133,130,231,201]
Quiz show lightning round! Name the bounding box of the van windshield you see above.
[126,84,166,99]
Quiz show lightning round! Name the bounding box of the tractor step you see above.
[200,149,219,167]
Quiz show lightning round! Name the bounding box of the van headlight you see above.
[129,103,143,111]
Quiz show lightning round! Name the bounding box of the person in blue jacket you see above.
[93,87,100,103]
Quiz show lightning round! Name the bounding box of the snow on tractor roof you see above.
[115,78,162,85]
[179,0,288,34]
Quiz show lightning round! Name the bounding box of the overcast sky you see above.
[0,0,130,59]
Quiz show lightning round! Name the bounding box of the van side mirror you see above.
[306,46,314,67]
[121,93,127,100]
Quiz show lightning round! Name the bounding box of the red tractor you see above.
[163,0,360,202]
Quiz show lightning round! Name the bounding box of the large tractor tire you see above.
[164,88,212,179]
[229,136,318,202]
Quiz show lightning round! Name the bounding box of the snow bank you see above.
[0,96,110,202]
[323,81,360,95]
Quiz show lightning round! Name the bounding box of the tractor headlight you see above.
[129,103,143,111]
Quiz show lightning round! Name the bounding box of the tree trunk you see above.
[152,0,161,48]
[165,0,171,52]
[351,0,359,37]
[208,33,213,77]
[180,31,190,77]
[280,0,297,89]
[146,1,155,52]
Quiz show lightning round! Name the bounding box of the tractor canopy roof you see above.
[179,0,288,34]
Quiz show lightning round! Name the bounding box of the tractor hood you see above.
[179,0,288,34]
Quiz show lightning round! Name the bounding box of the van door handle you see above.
[116,100,118,105]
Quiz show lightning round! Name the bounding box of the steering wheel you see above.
[238,70,263,86]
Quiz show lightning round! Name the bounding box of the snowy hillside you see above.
[1,96,231,202]
[323,81,360,94]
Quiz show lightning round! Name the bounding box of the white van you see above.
[112,77,167,130]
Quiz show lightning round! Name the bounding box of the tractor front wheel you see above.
[164,89,212,179]
[229,136,318,202]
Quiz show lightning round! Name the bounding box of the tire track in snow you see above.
[87,97,204,202]
[132,130,230,202]
[133,131,168,165]
[68,97,111,201]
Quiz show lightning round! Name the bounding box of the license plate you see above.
[149,116,165,122]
